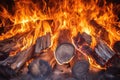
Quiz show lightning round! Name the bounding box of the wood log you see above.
[73,32,92,47]
[0,51,8,61]
[0,65,16,79]
[55,43,75,65]
[35,32,51,54]
[0,46,34,72]
[72,60,89,79]
[65,78,77,80]
[0,37,16,53]
[58,29,72,44]
[73,32,115,66]
[28,59,51,78]
[94,40,115,66]
[113,41,120,56]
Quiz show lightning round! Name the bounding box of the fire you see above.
[0,0,119,70]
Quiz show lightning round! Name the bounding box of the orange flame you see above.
[0,0,119,69]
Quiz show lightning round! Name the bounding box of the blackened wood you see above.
[28,59,51,78]
[0,37,16,53]
[0,65,16,79]
[94,40,115,66]
[113,41,120,56]
[82,32,92,45]
[0,46,34,72]
[73,32,92,47]
[35,33,51,54]
[55,43,75,65]
[0,51,8,61]
[72,60,89,79]
[65,78,77,80]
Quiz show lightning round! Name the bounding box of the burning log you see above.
[94,40,115,66]
[113,41,120,56]
[54,43,75,65]
[0,37,16,53]
[35,32,51,54]
[72,60,90,79]
[73,32,115,66]
[0,46,34,72]
[73,32,92,47]
[28,59,51,78]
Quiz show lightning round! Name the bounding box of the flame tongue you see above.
[0,0,119,70]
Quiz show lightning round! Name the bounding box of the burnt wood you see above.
[73,32,116,66]
[0,65,16,79]
[55,43,75,65]
[65,78,77,80]
[0,46,34,72]
[28,59,51,78]
[72,60,89,79]
[113,41,120,56]
[35,32,51,54]
[94,40,115,66]
[0,51,8,61]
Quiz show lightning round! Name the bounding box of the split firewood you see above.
[113,41,120,56]
[73,32,92,47]
[28,59,51,78]
[73,32,116,66]
[72,60,89,79]
[94,40,115,66]
[35,32,51,54]
[0,37,16,53]
[54,43,75,65]
[0,46,34,72]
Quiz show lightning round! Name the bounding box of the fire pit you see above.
[0,0,120,80]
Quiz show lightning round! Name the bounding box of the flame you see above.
[0,0,119,70]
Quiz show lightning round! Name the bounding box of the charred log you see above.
[73,32,115,66]
[94,40,115,66]
[55,43,75,65]
[28,59,51,78]
[113,41,120,56]
[65,78,77,80]
[72,60,89,79]
[0,51,8,61]
[0,46,34,72]
[73,32,92,47]
[35,32,51,54]
[0,65,16,79]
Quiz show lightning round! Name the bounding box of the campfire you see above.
[0,0,120,80]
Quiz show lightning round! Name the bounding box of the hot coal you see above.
[55,43,75,65]
[72,60,90,79]
[28,59,51,78]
